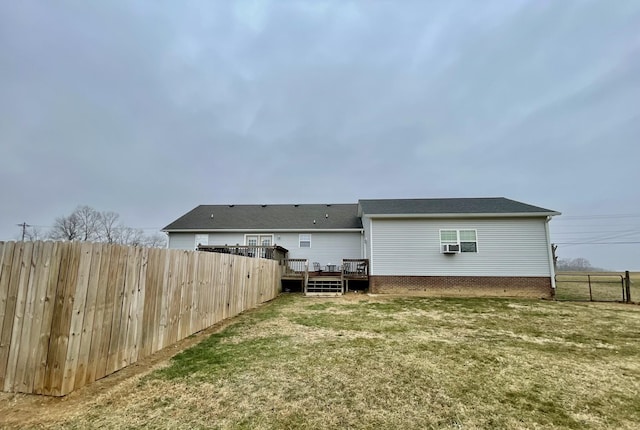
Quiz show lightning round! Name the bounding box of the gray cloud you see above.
[1,0,639,269]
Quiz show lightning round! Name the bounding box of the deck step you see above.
[306,277,343,295]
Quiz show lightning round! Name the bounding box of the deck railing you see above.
[283,258,308,279]
[342,259,369,278]
[197,245,288,263]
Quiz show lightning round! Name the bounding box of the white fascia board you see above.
[365,212,561,219]
[164,228,364,233]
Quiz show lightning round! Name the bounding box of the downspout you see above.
[544,216,556,290]
[369,217,374,275]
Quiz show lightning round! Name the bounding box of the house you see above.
[162,198,560,297]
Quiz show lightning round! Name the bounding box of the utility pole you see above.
[17,222,31,241]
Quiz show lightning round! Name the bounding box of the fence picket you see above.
[94,245,117,380]
[105,244,128,376]
[19,241,48,393]
[85,243,110,385]
[0,242,280,396]
[73,243,103,389]
[33,242,62,394]
[4,242,36,392]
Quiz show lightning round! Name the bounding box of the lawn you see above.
[7,294,640,429]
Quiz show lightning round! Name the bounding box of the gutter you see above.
[364,212,561,219]
[163,228,365,233]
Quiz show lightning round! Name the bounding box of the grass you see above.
[555,271,640,302]
[27,294,640,429]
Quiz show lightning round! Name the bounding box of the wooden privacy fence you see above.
[0,241,281,396]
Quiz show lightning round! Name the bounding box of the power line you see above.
[24,224,164,231]
[555,214,640,220]
[554,241,640,245]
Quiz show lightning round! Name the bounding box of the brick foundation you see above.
[369,275,553,298]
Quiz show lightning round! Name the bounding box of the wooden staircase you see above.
[305,276,343,296]
[282,258,369,297]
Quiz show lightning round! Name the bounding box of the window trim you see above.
[299,233,311,248]
[194,234,209,249]
[439,229,478,253]
[244,234,274,247]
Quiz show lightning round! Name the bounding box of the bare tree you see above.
[557,257,601,272]
[114,226,145,246]
[49,213,81,241]
[25,226,44,241]
[141,233,167,248]
[14,225,44,241]
[74,205,101,241]
[98,211,120,243]
[47,205,165,247]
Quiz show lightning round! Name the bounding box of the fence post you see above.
[625,271,631,303]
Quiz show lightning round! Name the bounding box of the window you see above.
[195,234,208,249]
[439,229,477,253]
[245,235,273,258]
[459,230,477,252]
[299,234,311,248]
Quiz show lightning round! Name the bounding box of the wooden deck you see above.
[197,245,288,264]
[282,259,369,295]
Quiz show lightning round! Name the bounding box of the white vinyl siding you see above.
[195,234,209,248]
[169,233,202,250]
[168,232,246,250]
[168,231,363,265]
[275,232,362,265]
[370,218,552,277]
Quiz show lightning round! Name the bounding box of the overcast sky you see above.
[1,1,639,270]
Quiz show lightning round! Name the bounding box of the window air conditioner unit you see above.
[442,244,460,254]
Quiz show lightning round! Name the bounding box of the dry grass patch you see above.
[555,271,640,302]
[5,294,640,429]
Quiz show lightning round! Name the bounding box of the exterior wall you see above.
[362,215,372,261]
[168,232,200,250]
[369,217,553,277]
[168,231,363,264]
[272,232,362,265]
[168,232,242,250]
[370,275,553,298]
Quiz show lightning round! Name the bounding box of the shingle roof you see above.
[358,197,559,216]
[163,204,362,231]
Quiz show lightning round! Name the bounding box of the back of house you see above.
[163,197,560,297]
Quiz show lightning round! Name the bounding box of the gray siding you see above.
[169,231,363,264]
[168,233,199,250]
[370,218,552,277]
[168,232,246,250]
[274,232,362,265]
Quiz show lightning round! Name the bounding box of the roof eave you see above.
[365,212,561,219]
[162,228,364,233]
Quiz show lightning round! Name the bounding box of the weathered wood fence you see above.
[0,241,281,396]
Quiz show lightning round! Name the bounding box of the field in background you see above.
[10,294,638,430]
[555,271,639,302]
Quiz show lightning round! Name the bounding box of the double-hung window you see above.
[440,229,478,253]
[459,230,478,252]
[195,234,208,249]
[299,234,311,248]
